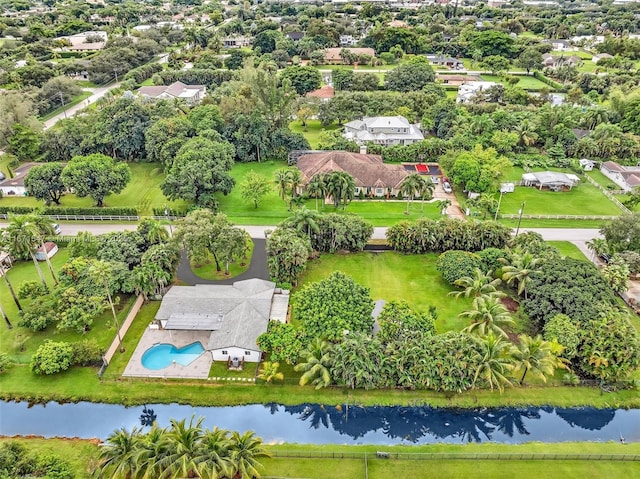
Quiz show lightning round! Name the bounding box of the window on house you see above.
[244,351,251,356]
[222,350,228,355]
[375,188,384,196]
[354,187,360,194]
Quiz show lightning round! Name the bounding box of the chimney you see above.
[360,145,367,155]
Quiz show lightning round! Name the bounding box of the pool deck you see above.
[122,328,212,379]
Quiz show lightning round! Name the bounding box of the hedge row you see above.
[125,63,163,84]
[0,206,138,216]
[152,207,188,217]
[534,71,565,92]
[156,69,237,89]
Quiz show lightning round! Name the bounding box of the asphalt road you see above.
[0,222,602,242]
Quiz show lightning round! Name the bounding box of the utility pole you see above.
[494,190,504,221]
[113,68,119,83]
[58,91,67,119]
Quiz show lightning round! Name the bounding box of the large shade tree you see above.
[61,154,131,207]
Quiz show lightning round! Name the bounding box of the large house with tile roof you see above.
[137,81,206,105]
[296,150,410,198]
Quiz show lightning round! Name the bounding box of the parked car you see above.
[442,182,453,194]
[52,223,62,235]
[599,252,610,264]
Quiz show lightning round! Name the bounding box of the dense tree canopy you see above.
[61,154,131,207]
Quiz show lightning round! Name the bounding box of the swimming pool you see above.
[141,342,205,370]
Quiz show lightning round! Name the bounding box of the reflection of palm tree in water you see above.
[483,408,540,437]
[555,407,615,430]
[140,405,157,427]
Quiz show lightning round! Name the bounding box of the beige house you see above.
[138,81,206,105]
[296,150,409,197]
[323,47,376,64]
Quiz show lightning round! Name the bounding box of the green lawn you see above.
[4,438,640,479]
[496,183,622,216]
[0,162,187,216]
[296,252,474,333]
[548,241,588,261]
[586,169,621,190]
[479,74,549,90]
[288,119,339,149]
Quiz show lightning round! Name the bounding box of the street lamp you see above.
[515,201,526,237]
[494,190,505,221]
[164,205,173,238]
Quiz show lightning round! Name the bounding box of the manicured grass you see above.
[190,240,253,280]
[500,218,607,228]
[288,119,339,149]
[548,241,588,261]
[479,74,549,90]
[139,78,155,86]
[4,437,640,479]
[40,91,92,121]
[296,252,474,333]
[586,169,621,190]
[0,162,187,215]
[496,183,622,216]
[209,361,259,379]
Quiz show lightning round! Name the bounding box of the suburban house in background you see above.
[542,54,582,68]
[154,279,289,363]
[296,150,409,198]
[339,35,359,47]
[322,47,376,64]
[343,116,424,146]
[592,53,614,63]
[222,36,252,48]
[137,81,206,105]
[306,85,334,102]
[521,171,580,191]
[600,161,640,191]
[543,39,575,51]
[0,162,44,196]
[436,74,480,86]
[456,81,498,103]
[425,54,464,69]
[55,30,108,52]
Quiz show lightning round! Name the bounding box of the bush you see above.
[0,352,11,373]
[17,280,49,300]
[477,247,508,274]
[266,228,312,286]
[436,250,483,285]
[280,213,373,253]
[30,341,74,375]
[543,314,580,359]
[0,206,138,216]
[19,297,57,331]
[71,339,104,366]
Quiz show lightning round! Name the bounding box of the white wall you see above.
[0,186,27,196]
[211,347,261,363]
[600,166,632,192]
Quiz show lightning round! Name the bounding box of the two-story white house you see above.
[343,116,424,146]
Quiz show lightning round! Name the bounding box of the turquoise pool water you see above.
[141,342,205,370]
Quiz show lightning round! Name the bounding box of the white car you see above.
[52,223,62,235]
[442,182,453,194]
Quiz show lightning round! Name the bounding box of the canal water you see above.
[1,401,638,444]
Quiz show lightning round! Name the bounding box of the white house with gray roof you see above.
[343,116,424,146]
[155,279,289,363]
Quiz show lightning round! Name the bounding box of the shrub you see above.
[0,352,11,373]
[30,341,74,375]
[17,280,49,300]
[477,247,508,274]
[436,250,483,285]
[543,314,580,359]
[266,228,312,286]
[19,297,57,331]
[71,339,104,366]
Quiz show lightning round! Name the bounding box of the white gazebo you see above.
[521,171,580,191]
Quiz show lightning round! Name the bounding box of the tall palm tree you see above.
[511,334,562,385]
[2,215,48,288]
[160,417,205,479]
[0,300,11,329]
[502,250,542,300]
[514,120,538,151]
[306,174,328,212]
[326,171,355,209]
[228,431,270,479]
[460,296,515,338]
[198,427,233,479]
[449,269,504,300]
[30,214,58,286]
[90,260,124,352]
[436,199,451,215]
[0,266,22,312]
[96,426,144,479]
[472,333,515,393]
[399,173,425,214]
[286,168,303,200]
[274,168,291,202]
[417,179,435,211]
[294,338,333,389]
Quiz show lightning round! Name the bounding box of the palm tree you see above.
[436,199,451,215]
[274,168,291,202]
[586,238,609,261]
[258,361,284,383]
[326,171,355,209]
[514,120,538,151]
[90,260,124,352]
[96,426,143,479]
[145,219,170,244]
[584,107,609,130]
[417,179,435,211]
[449,269,504,300]
[511,334,563,385]
[161,417,204,479]
[2,215,48,288]
[472,333,515,393]
[399,173,425,214]
[29,214,58,286]
[460,296,515,338]
[0,300,11,329]
[228,431,270,479]
[306,174,328,212]
[501,249,542,300]
[286,168,303,200]
[198,427,233,479]
[294,338,333,389]
[289,207,320,238]
[0,266,22,312]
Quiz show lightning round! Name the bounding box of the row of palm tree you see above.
[305,171,356,211]
[96,417,269,479]
[398,173,436,214]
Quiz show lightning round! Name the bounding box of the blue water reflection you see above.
[0,401,637,444]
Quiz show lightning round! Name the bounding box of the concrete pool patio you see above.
[123,328,212,379]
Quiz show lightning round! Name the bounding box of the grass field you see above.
[3,438,639,479]
[191,239,253,280]
[548,241,588,260]
[0,162,188,215]
[587,169,621,190]
[288,119,340,149]
[480,74,549,90]
[296,251,474,332]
